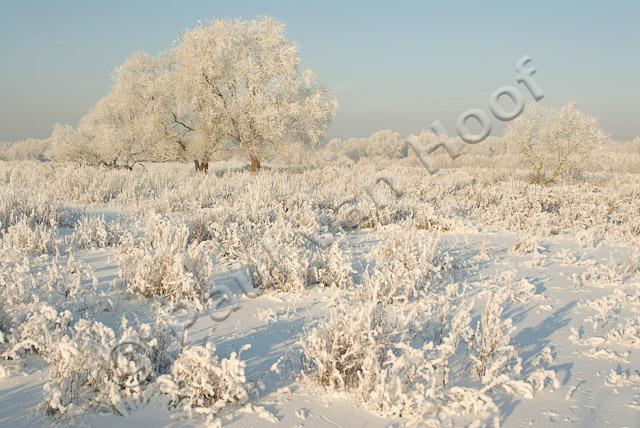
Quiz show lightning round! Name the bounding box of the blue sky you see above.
[1,0,638,141]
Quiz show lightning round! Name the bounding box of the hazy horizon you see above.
[1,0,638,142]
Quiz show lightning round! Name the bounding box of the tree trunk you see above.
[194,160,209,174]
[249,154,261,172]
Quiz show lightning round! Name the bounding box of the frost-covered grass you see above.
[1,161,638,247]
[1,160,640,426]
[117,213,214,305]
[300,232,558,425]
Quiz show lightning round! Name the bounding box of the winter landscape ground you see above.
[1,149,640,427]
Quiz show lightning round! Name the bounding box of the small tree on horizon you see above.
[505,102,606,185]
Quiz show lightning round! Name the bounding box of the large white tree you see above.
[50,17,336,171]
[504,102,606,185]
[167,17,337,171]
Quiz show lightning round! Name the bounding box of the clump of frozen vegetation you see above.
[505,102,606,185]
[625,248,640,278]
[118,213,213,305]
[308,234,355,288]
[301,234,558,425]
[71,215,128,249]
[511,234,542,255]
[157,342,251,422]
[241,220,311,292]
[371,227,445,297]
[0,254,98,366]
[1,218,58,256]
[42,311,188,420]
[44,319,153,418]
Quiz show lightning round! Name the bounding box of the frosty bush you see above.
[0,187,66,232]
[301,281,475,423]
[301,268,556,425]
[0,306,10,346]
[5,305,73,360]
[243,220,310,292]
[1,218,58,256]
[43,319,158,419]
[510,234,542,255]
[470,289,523,382]
[325,129,405,162]
[209,221,246,262]
[373,228,442,285]
[307,234,354,288]
[0,254,98,363]
[71,216,128,249]
[118,214,213,305]
[626,248,640,278]
[157,342,250,422]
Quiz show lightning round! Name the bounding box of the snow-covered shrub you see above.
[208,220,256,263]
[0,306,10,346]
[485,271,538,304]
[300,285,397,396]
[302,261,556,424]
[0,254,98,363]
[243,221,309,292]
[411,206,454,231]
[71,216,128,249]
[4,255,96,309]
[157,342,250,422]
[120,311,185,376]
[470,289,523,382]
[335,203,411,231]
[301,280,495,424]
[371,228,448,298]
[625,248,640,278]
[184,209,217,244]
[606,367,640,388]
[4,305,73,360]
[307,234,354,288]
[43,319,155,419]
[0,256,36,309]
[0,137,50,161]
[118,213,213,305]
[1,218,58,256]
[526,347,560,392]
[0,191,55,231]
[324,130,405,161]
[510,234,541,255]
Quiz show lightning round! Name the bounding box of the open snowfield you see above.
[1,159,639,427]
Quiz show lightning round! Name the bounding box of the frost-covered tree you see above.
[49,123,99,165]
[168,17,337,171]
[108,52,186,164]
[505,102,606,185]
[50,52,190,168]
[0,138,50,161]
[77,53,181,168]
[50,17,335,172]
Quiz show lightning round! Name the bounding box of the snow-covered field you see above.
[1,160,639,427]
